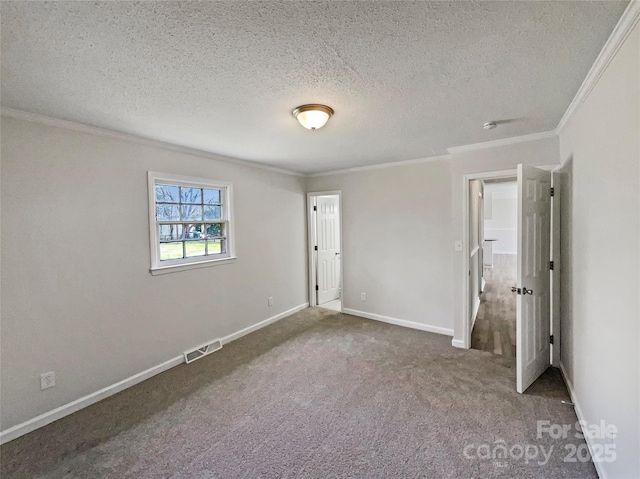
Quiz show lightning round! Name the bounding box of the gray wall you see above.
[0,117,308,430]
[307,159,455,332]
[449,137,560,345]
[558,22,639,479]
[307,136,560,340]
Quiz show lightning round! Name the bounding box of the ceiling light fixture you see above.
[292,104,334,130]
[483,121,497,130]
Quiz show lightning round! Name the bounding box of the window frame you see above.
[148,171,236,275]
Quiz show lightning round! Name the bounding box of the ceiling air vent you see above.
[184,339,223,364]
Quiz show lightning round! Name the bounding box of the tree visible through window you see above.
[148,172,234,272]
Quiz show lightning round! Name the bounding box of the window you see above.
[148,172,235,274]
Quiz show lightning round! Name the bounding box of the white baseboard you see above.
[451,338,466,349]
[0,302,309,445]
[220,302,309,345]
[342,308,453,337]
[559,362,607,479]
[0,355,184,445]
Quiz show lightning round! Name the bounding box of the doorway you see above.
[470,178,518,359]
[307,191,343,312]
[462,166,560,393]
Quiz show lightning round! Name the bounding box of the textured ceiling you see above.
[1,1,628,174]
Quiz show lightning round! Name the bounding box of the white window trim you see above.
[147,171,236,275]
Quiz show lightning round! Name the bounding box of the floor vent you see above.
[184,339,222,364]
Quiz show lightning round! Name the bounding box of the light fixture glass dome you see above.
[292,104,334,130]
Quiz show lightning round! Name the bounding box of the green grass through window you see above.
[160,241,222,261]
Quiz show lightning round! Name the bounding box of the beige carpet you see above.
[1,308,596,478]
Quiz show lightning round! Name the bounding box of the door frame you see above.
[461,169,517,350]
[460,166,560,366]
[307,191,343,310]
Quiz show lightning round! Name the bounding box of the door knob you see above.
[511,287,533,295]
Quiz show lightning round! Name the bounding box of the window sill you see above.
[150,256,237,275]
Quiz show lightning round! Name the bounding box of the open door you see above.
[316,195,341,305]
[516,164,552,393]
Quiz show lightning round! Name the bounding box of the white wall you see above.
[0,116,308,430]
[558,21,639,479]
[450,137,560,345]
[484,181,517,254]
[306,159,454,334]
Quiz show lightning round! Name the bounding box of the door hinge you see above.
[314,245,318,251]
[315,285,319,291]
[550,335,554,345]
[550,261,554,270]
[550,187,555,197]
[313,205,317,211]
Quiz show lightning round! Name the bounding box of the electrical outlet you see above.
[268,296,274,307]
[361,292,367,301]
[40,371,55,390]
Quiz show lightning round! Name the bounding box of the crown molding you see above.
[309,129,559,177]
[446,131,557,155]
[306,154,453,177]
[0,107,306,177]
[556,0,640,133]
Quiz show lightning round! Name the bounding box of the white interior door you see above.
[516,164,552,393]
[316,195,340,305]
